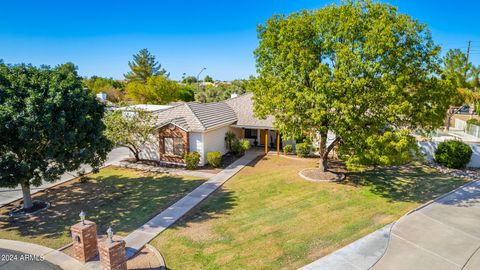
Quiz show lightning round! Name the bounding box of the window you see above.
[164,137,185,156]
[244,129,257,139]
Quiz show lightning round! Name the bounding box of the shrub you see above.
[283,144,293,154]
[225,131,237,152]
[296,143,311,158]
[207,151,222,167]
[435,140,472,169]
[239,139,251,151]
[232,139,250,155]
[467,118,480,126]
[184,151,201,170]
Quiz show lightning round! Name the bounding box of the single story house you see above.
[138,93,294,166]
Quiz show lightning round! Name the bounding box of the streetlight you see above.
[196,67,206,93]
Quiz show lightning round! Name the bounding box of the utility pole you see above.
[465,40,471,78]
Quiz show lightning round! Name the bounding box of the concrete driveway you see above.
[0,147,130,207]
[373,181,480,270]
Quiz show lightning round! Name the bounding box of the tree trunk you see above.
[318,130,328,172]
[21,182,33,209]
[445,107,453,131]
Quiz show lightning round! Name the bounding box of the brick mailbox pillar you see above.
[98,237,127,270]
[70,220,98,263]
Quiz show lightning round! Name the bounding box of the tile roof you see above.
[155,92,275,132]
[224,93,274,129]
[156,102,236,132]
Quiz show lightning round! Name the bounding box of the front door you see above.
[260,129,266,145]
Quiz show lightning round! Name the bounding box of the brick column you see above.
[98,237,127,270]
[70,220,98,263]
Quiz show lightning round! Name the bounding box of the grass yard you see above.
[0,167,205,249]
[151,155,468,270]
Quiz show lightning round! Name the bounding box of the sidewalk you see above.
[0,147,130,207]
[121,150,263,258]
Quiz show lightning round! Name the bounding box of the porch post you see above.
[276,132,280,155]
[265,129,268,154]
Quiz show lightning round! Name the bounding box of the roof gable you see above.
[224,93,274,129]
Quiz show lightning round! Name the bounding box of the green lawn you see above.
[0,167,205,249]
[150,156,468,270]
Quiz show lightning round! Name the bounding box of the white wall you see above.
[455,119,467,130]
[417,141,480,168]
[201,125,230,165]
[189,132,204,165]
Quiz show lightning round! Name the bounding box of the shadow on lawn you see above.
[167,187,237,230]
[0,173,206,241]
[342,165,468,204]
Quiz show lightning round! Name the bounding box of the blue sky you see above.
[1,0,479,81]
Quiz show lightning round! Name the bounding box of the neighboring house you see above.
[116,104,173,117]
[137,93,293,166]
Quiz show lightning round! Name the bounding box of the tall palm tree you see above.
[470,65,480,90]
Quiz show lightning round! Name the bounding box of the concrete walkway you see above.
[0,239,85,270]
[0,147,130,207]
[122,150,263,258]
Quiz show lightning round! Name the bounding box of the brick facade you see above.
[98,237,127,270]
[158,124,189,164]
[70,220,98,263]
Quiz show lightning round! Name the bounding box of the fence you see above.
[454,118,480,138]
[466,124,480,138]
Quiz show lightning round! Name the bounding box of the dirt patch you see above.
[299,169,345,182]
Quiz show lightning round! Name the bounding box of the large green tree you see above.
[252,0,453,171]
[124,48,168,83]
[442,50,478,129]
[126,75,181,104]
[195,80,248,103]
[83,76,126,103]
[0,63,112,209]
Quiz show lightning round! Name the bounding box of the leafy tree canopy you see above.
[104,109,156,161]
[182,76,198,84]
[126,75,180,104]
[195,80,249,103]
[251,0,454,171]
[0,63,112,208]
[470,65,480,89]
[177,85,195,102]
[83,76,126,103]
[124,48,168,83]
[442,49,472,89]
[204,75,214,83]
